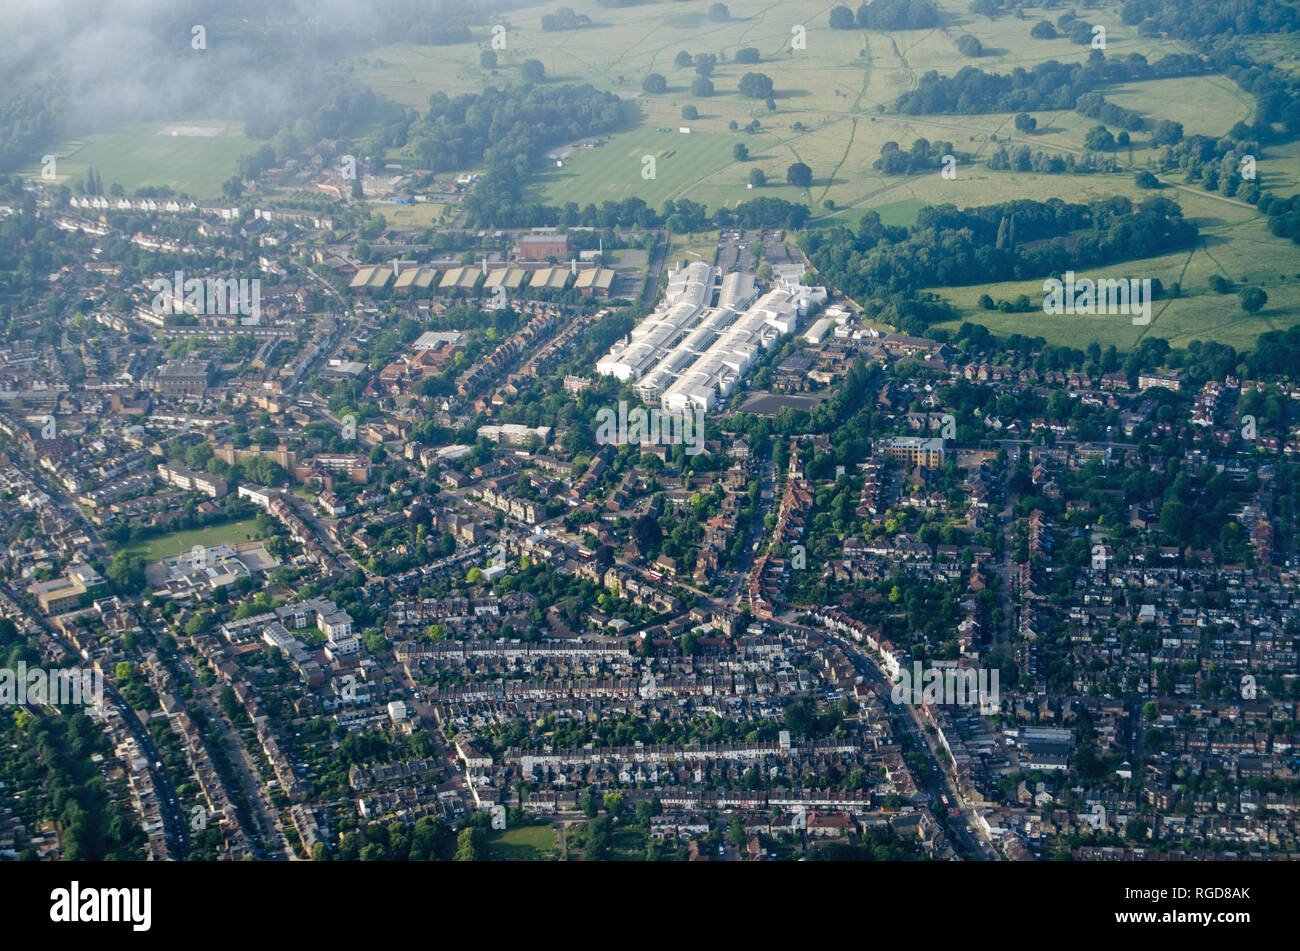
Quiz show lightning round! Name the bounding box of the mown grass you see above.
[24,121,257,199]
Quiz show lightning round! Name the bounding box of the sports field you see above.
[367,201,452,228]
[24,121,258,199]
[116,518,271,563]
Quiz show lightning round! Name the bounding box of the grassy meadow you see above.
[24,121,257,198]
[24,0,1299,350]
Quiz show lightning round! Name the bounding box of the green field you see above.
[28,0,1299,350]
[333,0,1300,349]
[347,0,1279,221]
[117,518,270,563]
[365,201,451,229]
[927,184,1300,350]
[24,121,259,199]
[666,229,721,269]
[481,823,557,860]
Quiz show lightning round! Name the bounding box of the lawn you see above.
[927,200,1300,352]
[24,121,259,199]
[116,518,271,563]
[366,201,451,229]
[666,229,721,270]
[481,823,557,860]
[346,0,1253,222]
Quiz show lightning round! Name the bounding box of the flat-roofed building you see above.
[294,453,372,484]
[478,423,552,446]
[29,565,106,614]
[879,436,946,469]
[413,331,466,350]
[157,462,228,498]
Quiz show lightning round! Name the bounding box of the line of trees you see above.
[800,195,1198,332]
[829,0,941,30]
[893,51,1208,115]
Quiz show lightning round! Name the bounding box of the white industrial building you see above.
[660,289,799,412]
[595,261,715,383]
[771,262,828,315]
[597,263,802,413]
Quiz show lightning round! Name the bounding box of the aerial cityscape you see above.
[0,0,1296,903]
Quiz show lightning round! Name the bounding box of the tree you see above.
[642,73,667,94]
[1013,113,1036,134]
[1030,20,1057,38]
[738,72,774,99]
[1239,286,1267,313]
[786,162,813,188]
[829,5,855,29]
[521,59,545,83]
[729,814,747,848]
[675,50,693,68]
[1083,125,1115,152]
[691,76,714,97]
[956,34,983,57]
[681,105,699,120]
[1134,170,1160,189]
[633,512,662,551]
[453,827,478,861]
[480,49,497,69]
[748,168,766,187]
[582,818,612,860]
[735,47,760,64]
[1159,500,1192,542]
[708,3,729,22]
[733,143,749,161]
[1151,119,1183,146]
